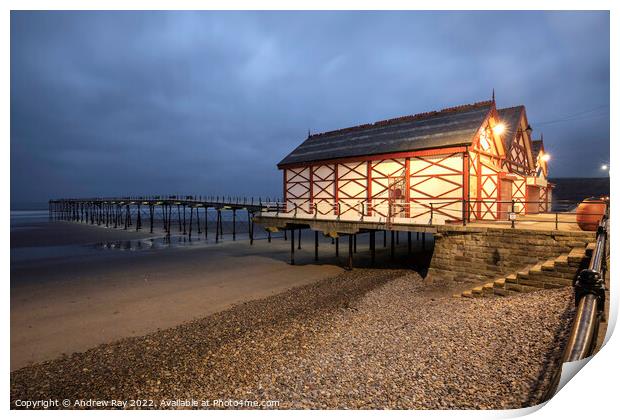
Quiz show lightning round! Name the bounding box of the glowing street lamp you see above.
[541,153,551,162]
[493,123,506,135]
[601,164,609,171]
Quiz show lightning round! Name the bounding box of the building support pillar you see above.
[408,232,412,254]
[348,234,353,270]
[370,231,376,265]
[314,230,319,261]
[290,227,295,265]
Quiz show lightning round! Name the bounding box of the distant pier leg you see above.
[232,209,236,241]
[188,207,193,239]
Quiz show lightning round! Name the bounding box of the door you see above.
[499,179,513,220]
[526,186,540,214]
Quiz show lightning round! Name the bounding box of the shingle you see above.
[278,101,494,167]
[497,106,525,152]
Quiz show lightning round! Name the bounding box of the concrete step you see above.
[493,287,516,297]
[482,283,495,295]
[455,244,588,300]
[493,278,506,288]
[541,259,556,271]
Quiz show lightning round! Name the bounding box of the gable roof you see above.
[278,100,494,167]
[497,106,525,152]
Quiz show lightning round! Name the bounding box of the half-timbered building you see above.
[276,99,550,225]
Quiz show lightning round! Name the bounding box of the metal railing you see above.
[543,206,608,400]
[259,198,608,230]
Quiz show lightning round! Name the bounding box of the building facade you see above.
[277,100,551,225]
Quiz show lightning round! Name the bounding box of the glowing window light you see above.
[541,153,551,162]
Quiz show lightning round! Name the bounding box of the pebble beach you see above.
[11,268,574,409]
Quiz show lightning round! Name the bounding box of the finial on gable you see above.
[492,88,495,102]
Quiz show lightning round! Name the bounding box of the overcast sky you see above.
[10,11,610,207]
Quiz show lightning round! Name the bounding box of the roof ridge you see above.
[498,105,525,111]
[308,100,493,139]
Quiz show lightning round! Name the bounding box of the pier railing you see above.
[260,198,608,231]
[48,195,284,244]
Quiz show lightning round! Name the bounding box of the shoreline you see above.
[10,221,345,370]
[11,268,574,409]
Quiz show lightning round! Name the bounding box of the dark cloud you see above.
[10,11,610,207]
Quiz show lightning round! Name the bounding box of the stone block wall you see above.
[428,226,595,284]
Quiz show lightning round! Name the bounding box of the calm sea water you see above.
[10,210,49,228]
[10,208,267,264]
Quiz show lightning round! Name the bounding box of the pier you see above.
[48,196,277,244]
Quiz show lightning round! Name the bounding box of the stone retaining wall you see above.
[428,226,595,283]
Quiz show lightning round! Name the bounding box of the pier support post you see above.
[390,231,395,260]
[204,207,208,240]
[408,232,411,254]
[136,204,141,231]
[348,234,353,270]
[335,237,339,257]
[314,230,319,261]
[149,205,154,233]
[396,231,399,245]
[353,234,357,253]
[189,207,193,239]
[248,211,254,245]
[233,209,236,241]
[370,231,376,265]
[422,233,426,250]
[384,231,387,247]
[182,205,186,234]
[297,228,301,250]
[215,210,220,243]
[290,228,295,265]
[196,207,201,235]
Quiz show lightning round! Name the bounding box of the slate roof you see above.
[278,101,494,167]
[532,140,544,157]
[497,106,525,152]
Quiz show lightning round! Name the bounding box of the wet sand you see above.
[11,221,344,370]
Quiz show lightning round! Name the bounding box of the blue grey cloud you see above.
[10,11,610,207]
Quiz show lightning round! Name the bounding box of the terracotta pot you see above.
[576,198,607,231]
